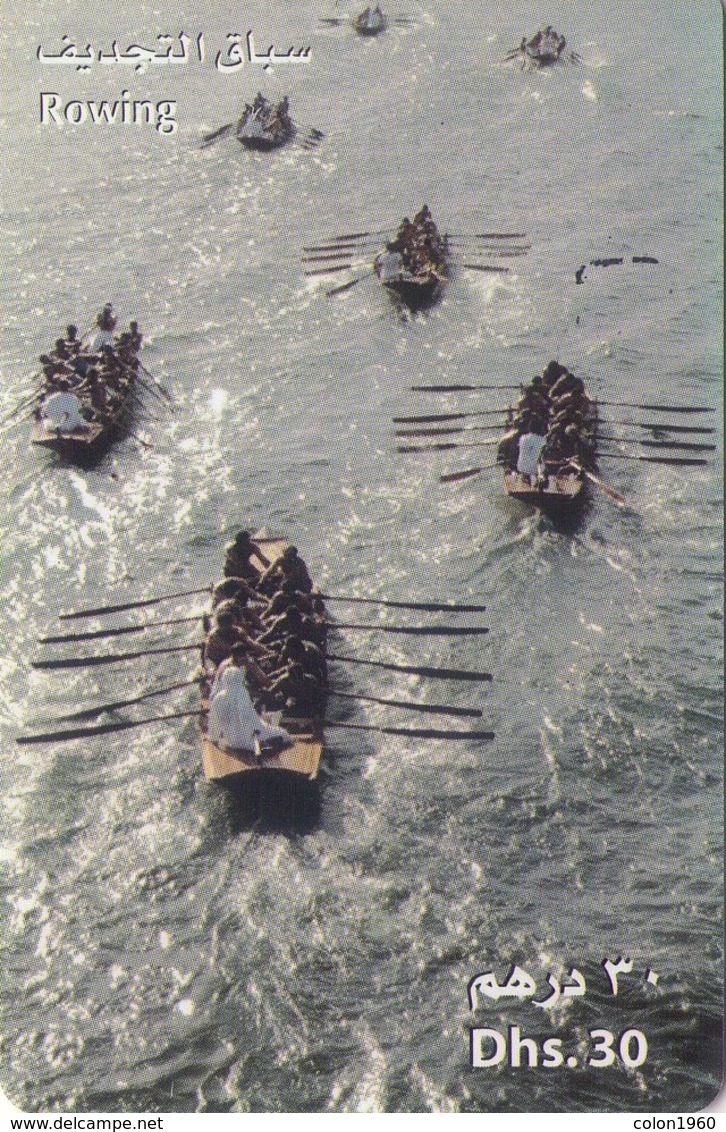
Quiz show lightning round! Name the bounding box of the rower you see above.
[265,661,324,716]
[257,545,313,595]
[222,529,269,580]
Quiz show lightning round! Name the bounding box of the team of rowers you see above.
[498,361,597,484]
[36,305,142,434]
[376,205,448,283]
[522,26,567,62]
[201,531,328,757]
[237,93,293,144]
[354,5,386,32]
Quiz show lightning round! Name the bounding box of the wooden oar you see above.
[320,595,487,613]
[570,463,627,506]
[17,708,202,746]
[440,464,497,483]
[597,436,715,452]
[602,420,715,434]
[411,383,520,393]
[39,614,203,645]
[396,425,501,437]
[32,642,202,670]
[326,273,375,298]
[137,361,172,405]
[599,451,708,467]
[335,622,488,635]
[596,400,714,414]
[200,122,236,148]
[328,653,492,681]
[327,721,495,742]
[328,690,482,719]
[305,263,360,276]
[394,409,509,424]
[59,587,211,620]
[398,439,500,454]
[53,678,202,722]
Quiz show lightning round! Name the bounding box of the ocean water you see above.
[0,0,722,1113]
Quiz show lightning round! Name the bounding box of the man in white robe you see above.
[208,663,292,757]
[516,430,546,479]
[41,386,88,433]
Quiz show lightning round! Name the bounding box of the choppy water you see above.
[0,0,723,1114]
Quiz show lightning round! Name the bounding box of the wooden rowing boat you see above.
[499,363,597,515]
[237,96,295,151]
[200,534,324,798]
[354,5,388,35]
[374,206,449,309]
[31,327,141,462]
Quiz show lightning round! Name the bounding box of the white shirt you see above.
[85,327,115,353]
[208,667,292,753]
[517,432,546,475]
[41,390,87,433]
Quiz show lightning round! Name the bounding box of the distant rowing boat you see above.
[236,95,295,150]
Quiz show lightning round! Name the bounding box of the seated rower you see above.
[40,381,89,433]
[223,529,270,580]
[257,545,313,596]
[203,608,248,669]
[208,648,292,757]
[265,661,324,716]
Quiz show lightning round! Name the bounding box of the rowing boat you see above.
[31,319,141,462]
[200,534,324,799]
[500,363,597,514]
[237,95,295,151]
[354,5,388,35]
[374,206,449,309]
[507,27,578,69]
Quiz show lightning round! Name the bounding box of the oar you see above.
[53,677,202,722]
[335,622,488,636]
[328,653,492,682]
[599,451,708,467]
[461,265,509,273]
[17,708,202,746]
[596,400,714,414]
[326,721,495,742]
[597,436,715,452]
[59,587,211,620]
[328,690,482,719]
[0,389,42,426]
[200,122,236,148]
[411,383,520,393]
[398,439,500,454]
[326,272,375,298]
[393,409,509,424]
[137,361,172,405]
[305,263,360,276]
[38,614,203,645]
[602,420,715,434]
[440,464,497,483]
[32,642,202,670]
[570,463,627,506]
[320,595,487,613]
[396,425,501,437]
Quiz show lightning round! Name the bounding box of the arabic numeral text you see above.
[588,1028,648,1068]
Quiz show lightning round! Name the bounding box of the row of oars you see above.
[200,120,325,152]
[302,227,530,298]
[19,588,495,746]
[394,381,716,503]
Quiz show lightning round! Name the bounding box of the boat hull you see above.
[31,389,135,462]
[504,469,585,512]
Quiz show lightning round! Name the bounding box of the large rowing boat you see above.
[499,362,597,514]
[200,534,324,803]
[374,206,449,309]
[507,26,577,68]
